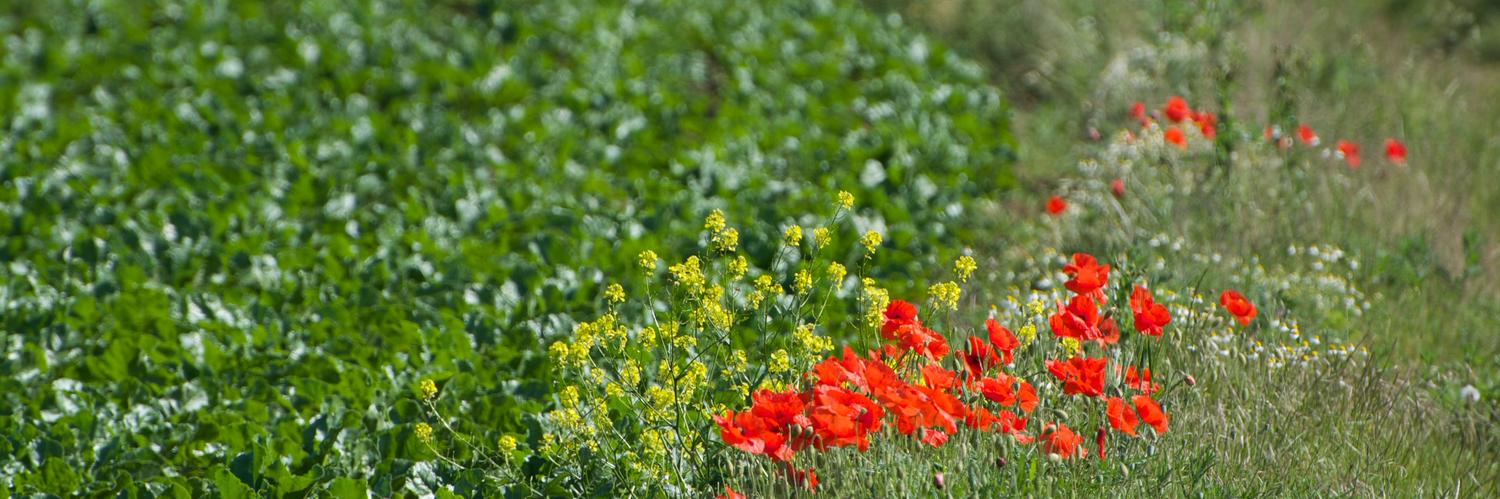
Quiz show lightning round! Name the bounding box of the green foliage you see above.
[0,0,1012,494]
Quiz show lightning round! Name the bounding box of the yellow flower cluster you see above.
[729,256,748,281]
[705,209,726,233]
[794,269,814,295]
[929,281,961,311]
[826,261,847,285]
[560,385,581,407]
[770,349,792,374]
[814,227,832,249]
[638,250,658,272]
[713,227,739,253]
[793,323,834,364]
[860,230,883,256]
[498,434,518,453]
[785,225,803,247]
[605,283,626,304]
[1018,323,1038,345]
[551,313,629,368]
[415,422,434,442]
[861,278,891,330]
[750,274,782,308]
[1061,337,1082,358]
[420,379,438,400]
[838,190,855,210]
[668,256,706,292]
[955,255,977,282]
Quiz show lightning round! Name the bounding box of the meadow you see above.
[1,0,1497,497]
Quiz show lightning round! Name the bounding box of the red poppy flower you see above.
[889,322,951,361]
[1385,138,1407,164]
[1163,96,1192,123]
[1062,253,1111,299]
[881,300,920,338]
[960,335,1000,380]
[1219,289,1258,326]
[1124,366,1161,395]
[1050,294,1102,342]
[812,346,871,390]
[1042,423,1085,459]
[1131,101,1150,126]
[1164,126,1187,148]
[1098,317,1121,346]
[1111,178,1125,198]
[718,486,746,499]
[1132,395,1170,433]
[1298,124,1319,145]
[1046,195,1067,215]
[979,374,1017,407]
[1018,380,1039,413]
[1046,356,1108,398]
[986,318,1020,365]
[1337,140,1361,168]
[1106,396,1139,436]
[921,364,960,392]
[1129,285,1171,337]
[920,428,951,447]
[1193,111,1218,139]
[809,385,884,451]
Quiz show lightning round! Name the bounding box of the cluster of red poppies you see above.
[1132,96,1219,148]
[714,253,1269,493]
[1265,123,1407,168]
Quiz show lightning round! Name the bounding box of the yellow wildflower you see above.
[838,190,855,210]
[770,349,792,374]
[498,435,518,453]
[604,283,626,304]
[705,209,726,233]
[668,256,705,290]
[415,422,434,443]
[713,227,739,253]
[1061,337,1082,358]
[794,269,814,294]
[860,230,882,256]
[814,227,832,249]
[785,225,804,247]
[929,281,961,311]
[826,261,847,284]
[638,250,658,272]
[620,359,641,386]
[1018,323,1038,345]
[419,379,438,400]
[954,255,977,282]
[560,385,581,407]
[729,255,748,280]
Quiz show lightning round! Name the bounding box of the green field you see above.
[2,0,1497,497]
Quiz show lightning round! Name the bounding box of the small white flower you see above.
[1460,385,1481,403]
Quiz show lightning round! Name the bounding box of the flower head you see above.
[1046,195,1067,215]
[1219,289,1258,326]
[954,255,978,282]
[860,230,883,256]
[638,250,658,272]
[605,283,626,304]
[420,379,438,400]
[785,225,804,247]
[837,190,855,210]
[1385,138,1407,164]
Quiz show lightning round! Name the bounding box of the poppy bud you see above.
[1111,178,1125,198]
[1185,374,1197,387]
[1095,427,1108,461]
[995,456,1007,468]
[933,472,946,489]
